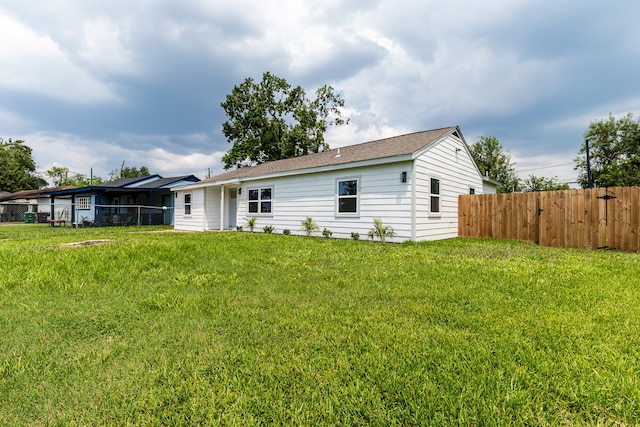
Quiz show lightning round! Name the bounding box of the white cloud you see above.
[78,16,139,76]
[0,10,119,104]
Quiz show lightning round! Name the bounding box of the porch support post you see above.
[49,195,55,224]
[219,185,225,231]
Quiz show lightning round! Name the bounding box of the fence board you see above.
[458,186,640,252]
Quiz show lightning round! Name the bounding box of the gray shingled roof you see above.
[203,126,458,183]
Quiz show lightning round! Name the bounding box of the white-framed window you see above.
[184,193,192,215]
[337,177,359,215]
[430,177,441,214]
[247,187,272,214]
[76,196,90,210]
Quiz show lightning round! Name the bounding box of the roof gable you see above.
[201,126,458,184]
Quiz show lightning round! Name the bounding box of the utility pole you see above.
[585,139,594,188]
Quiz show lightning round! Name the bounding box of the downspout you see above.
[219,184,225,231]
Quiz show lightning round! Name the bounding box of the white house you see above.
[171,126,493,241]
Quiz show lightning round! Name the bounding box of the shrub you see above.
[322,228,333,238]
[263,225,274,234]
[300,217,319,237]
[282,229,291,235]
[369,218,396,243]
[351,232,360,241]
[236,225,243,232]
[246,217,257,232]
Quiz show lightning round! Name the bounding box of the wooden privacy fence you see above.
[458,187,640,252]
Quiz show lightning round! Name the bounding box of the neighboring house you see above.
[172,126,487,242]
[0,186,75,222]
[45,175,199,226]
[482,176,499,194]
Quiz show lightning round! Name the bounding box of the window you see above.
[337,178,359,214]
[76,196,90,210]
[248,187,272,214]
[184,193,192,215]
[430,178,440,214]
[469,188,475,195]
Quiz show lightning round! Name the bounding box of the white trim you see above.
[246,185,273,216]
[335,176,360,217]
[429,176,441,216]
[410,163,417,241]
[183,193,192,216]
[76,196,90,210]
[219,184,225,231]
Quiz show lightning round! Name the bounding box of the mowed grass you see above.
[1,225,639,425]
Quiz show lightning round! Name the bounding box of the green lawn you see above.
[1,225,639,425]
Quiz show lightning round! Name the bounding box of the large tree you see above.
[574,113,640,188]
[220,72,349,169]
[0,138,46,192]
[469,136,521,193]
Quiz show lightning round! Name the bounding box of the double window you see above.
[430,178,440,214]
[337,178,359,215]
[248,187,272,214]
[184,193,192,215]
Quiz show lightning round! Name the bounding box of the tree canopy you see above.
[220,72,349,170]
[469,136,521,193]
[46,166,104,187]
[574,113,640,188]
[521,175,569,192]
[0,138,46,192]
[109,162,150,181]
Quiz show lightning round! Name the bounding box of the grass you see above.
[1,225,639,425]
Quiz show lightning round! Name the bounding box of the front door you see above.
[229,189,237,229]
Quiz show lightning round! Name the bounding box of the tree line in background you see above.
[0,138,151,193]
[469,136,570,193]
[471,112,640,192]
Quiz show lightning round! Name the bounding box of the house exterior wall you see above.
[414,134,484,241]
[233,162,414,241]
[174,187,206,231]
[171,132,485,241]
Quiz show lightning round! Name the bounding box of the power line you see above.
[517,162,574,172]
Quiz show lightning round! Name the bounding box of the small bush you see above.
[246,217,257,232]
[351,232,360,241]
[263,225,274,234]
[236,225,243,232]
[300,217,319,237]
[322,228,333,238]
[369,218,396,243]
[283,229,291,235]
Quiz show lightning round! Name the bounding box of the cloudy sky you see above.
[1,0,639,186]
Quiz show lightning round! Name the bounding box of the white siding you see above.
[235,162,413,241]
[173,188,206,231]
[173,132,485,241]
[414,134,483,241]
